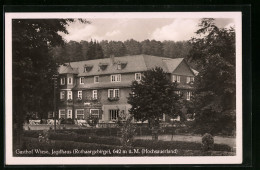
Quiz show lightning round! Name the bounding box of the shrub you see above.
[202,133,214,151]
[48,132,121,146]
[23,130,42,138]
[119,116,137,148]
[87,115,99,127]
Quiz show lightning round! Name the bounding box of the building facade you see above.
[57,55,197,123]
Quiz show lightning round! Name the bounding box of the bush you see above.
[23,130,42,138]
[202,133,214,151]
[48,132,121,146]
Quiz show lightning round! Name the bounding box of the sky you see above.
[59,18,235,42]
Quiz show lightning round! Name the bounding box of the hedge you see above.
[22,126,199,137]
[49,132,122,146]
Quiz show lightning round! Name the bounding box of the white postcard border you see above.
[5,12,242,165]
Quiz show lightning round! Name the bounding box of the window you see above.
[59,109,66,118]
[67,91,72,100]
[109,110,119,121]
[80,77,84,84]
[78,91,82,99]
[111,74,121,82]
[94,76,99,83]
[187,76,194,83]
[108,89,114,98]
[92,90,98,99]
[135,73,141,81]
[108,89,119,98]
[117,64,121,70]
[76,109,84,119]
[175,91,181,96]
[114,89,119,98]
[187,91,191,100]
[90,109,101,119]
[186,76,191,83]
[177,76,180,82]
[67,109,72,119]
[60,78,65,85]
[60,91,65,100]
[68,77,73,85]
[172,75,180,83]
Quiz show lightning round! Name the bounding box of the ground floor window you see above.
[67,109,72,119]
[187,91,191,100]
[76,109,84,119]
[109,109,119,121]
[59,109,66,118]
[90,109,102,120]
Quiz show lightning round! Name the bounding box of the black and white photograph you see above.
[5,12,242,165]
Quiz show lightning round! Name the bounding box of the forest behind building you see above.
[50,39,193,66]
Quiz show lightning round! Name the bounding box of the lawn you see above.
[134,135,236,148]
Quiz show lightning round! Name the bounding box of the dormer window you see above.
[84,64,93,72]
[117,64,121,70]
[116,61,127,70]
[99,63,108,71]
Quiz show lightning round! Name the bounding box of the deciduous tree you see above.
[12,19,88,144]
[128,67,182,139]
[188,18,236,135]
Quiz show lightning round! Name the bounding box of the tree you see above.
[188,18,236,135]
[128,67,182,139]
[12,19,88,145]
[124,39,142,55]
[100,40,111,58]
[141,39,163,56]
[66,41,83,61]
[86,40,104,60]
[80,40,90,60]
[162,41,192,59]
[108,41,126,57]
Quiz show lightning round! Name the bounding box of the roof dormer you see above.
[98,62,108,71]
[84,64,93,72]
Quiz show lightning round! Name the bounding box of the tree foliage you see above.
[188,18,236,135]
[51,39,193,62]
[128,67,182,127]
[12,19,87,129]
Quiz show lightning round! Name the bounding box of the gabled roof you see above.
[58,55,192,76]
[162,58,184,73]
[58,64,79,74]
